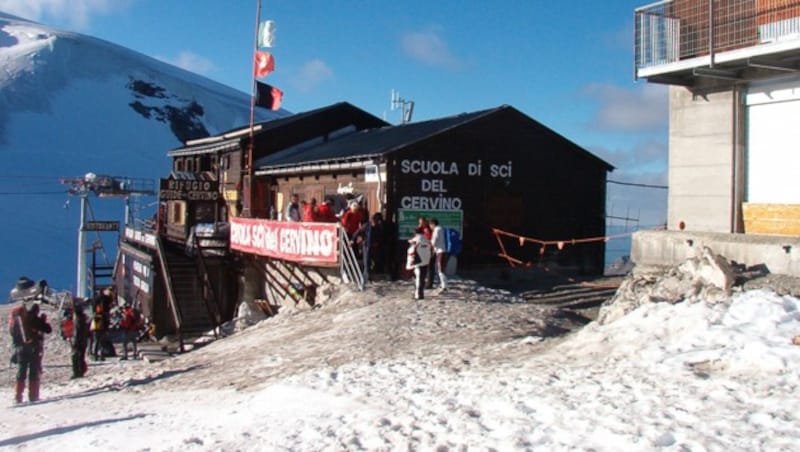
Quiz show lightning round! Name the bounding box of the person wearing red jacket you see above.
[119,303,143,360]
[302,198,319,222]
[317,199,338,223]
[341,201,363,239]
[9,302,52,404]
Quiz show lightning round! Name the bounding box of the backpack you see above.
[61,318,74,340]
[8,306,28,345]
[445,227,462,255]
[121,307,144,331]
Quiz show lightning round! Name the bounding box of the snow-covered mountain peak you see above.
[0,12,288,293]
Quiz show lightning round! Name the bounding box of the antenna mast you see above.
[390,89,415,124]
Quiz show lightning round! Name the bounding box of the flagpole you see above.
[245,0,262,217]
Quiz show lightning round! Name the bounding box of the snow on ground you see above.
[1,276,799,451]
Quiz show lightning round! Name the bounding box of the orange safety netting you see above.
[491,226,665,268]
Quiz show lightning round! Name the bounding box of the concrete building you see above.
[633,0,800,275]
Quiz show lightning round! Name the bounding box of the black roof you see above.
[168,102,387,156]
[247,101,387,134]
[255,108,498,171]
[255,105,614,172]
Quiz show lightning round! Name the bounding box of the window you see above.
[169,201,185,225]
[194,202,215,223]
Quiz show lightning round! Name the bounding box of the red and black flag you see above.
[255,81,283,110]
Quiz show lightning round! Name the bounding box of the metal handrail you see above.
[635,0,800,73]
[339,228,365,291]
[192,233,222,338]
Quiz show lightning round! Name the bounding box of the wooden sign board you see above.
[84,221,120,231]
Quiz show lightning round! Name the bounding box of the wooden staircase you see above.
[154,237,223,351]
[163,249,214,335]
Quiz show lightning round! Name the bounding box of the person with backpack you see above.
[429,219,449,292]
[70,300,90,378]
[9,302,52,404]
[90,287,114,361]
[416,217,436,289]
[406,226,432,300]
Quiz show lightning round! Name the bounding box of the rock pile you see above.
[598,246,734,324]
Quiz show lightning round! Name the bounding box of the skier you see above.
[9,302,52,404]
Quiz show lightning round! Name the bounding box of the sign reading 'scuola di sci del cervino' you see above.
[229,218,339,265]
[398,158,513,210]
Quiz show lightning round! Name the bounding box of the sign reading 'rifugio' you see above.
[159,178,220,201]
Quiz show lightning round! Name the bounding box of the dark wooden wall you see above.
[387,109,608,274]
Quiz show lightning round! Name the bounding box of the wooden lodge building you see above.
[254,105,614,273]
[117,102,613,346]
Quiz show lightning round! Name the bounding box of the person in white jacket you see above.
[429,219,448,292]
[406,227,432,300]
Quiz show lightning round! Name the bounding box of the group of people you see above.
[282,193,344,224]
[283,193,391,275]
[284,193,460,297]
[407,217,450,300]
[81,287,143,365]
[282,193,368,234]
[284,194,460,292]
[9,285,145,405]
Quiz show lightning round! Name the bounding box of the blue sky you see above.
[1,0,668,227]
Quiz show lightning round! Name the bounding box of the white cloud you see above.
[157,51,215,75]
[592,140,667,173]
[289,59,333,93]
[585,83,668,132]
[401,29,462,70]
[583,84,669,226]
[0,0,130,29]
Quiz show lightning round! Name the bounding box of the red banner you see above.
[230,218,339,265]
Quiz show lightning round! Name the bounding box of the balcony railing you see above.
[635,0,800,75]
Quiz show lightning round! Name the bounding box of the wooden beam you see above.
[743,203,800,236]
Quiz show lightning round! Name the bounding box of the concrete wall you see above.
[632,230,800,276]
[668,86,736,233]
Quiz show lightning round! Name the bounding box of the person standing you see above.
[285,194,301,222]
[417,217,437,289]
[429,219,449,292]
[119,302,142,360]
[369,213,386,275]
[341,201,363,240]
[70,300,90,378]
[9,302,52,404]
[406,226,432,300]
[302,198,319,222]
[91,287,114,361]
[317,198,338,223]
